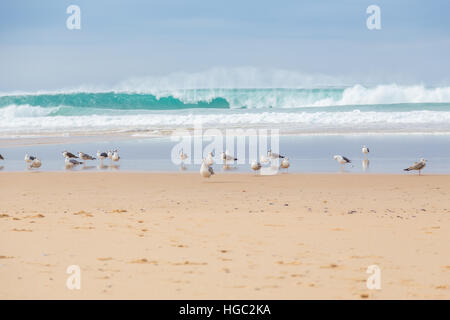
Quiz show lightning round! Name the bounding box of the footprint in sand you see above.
[129,258,158,265]
[73,211,93,217]
[12,228,32,232]
[97,257,113,262]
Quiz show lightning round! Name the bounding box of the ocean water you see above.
[1,84,450,136]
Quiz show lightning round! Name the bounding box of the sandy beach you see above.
[0,172,449,299]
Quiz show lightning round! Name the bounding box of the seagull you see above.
[0,154,4,160]
[179,149,188,162]
[200,159,214,178]
[260,155,270,164]
[362,145,370,159]
[221,151,237,163]
[334,155,351,169]
[268,149,285,159]
[205,151,215,166]
[62,150,78,159]
[251,160,262,173]
[29,158,41,169]
[404,158,427,175]
[280,157,290,172]
[65,157,83,168]
[78,152,96,162]
[111,150,120,162]
[107,150,113,159]
[97,150,108,161]
[24,154,36,163]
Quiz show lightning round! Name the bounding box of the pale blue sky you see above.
[0,0,449,90]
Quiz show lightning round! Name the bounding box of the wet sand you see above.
[0,172,449,299]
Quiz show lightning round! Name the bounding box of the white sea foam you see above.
[1,105,450,135]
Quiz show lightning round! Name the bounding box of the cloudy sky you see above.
[1,0,449,91]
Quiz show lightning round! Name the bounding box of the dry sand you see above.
[0,172,449,299]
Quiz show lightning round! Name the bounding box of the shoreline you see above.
[0,172,449,299]
[3,130,450,147]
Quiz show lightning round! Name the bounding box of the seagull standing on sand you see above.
[29,158,41,169]
[200,159,214,178]
[251,160,262,173]
[111,150,120,162]
[65,157,83,168]
[179,149,188,162]
[24,154,36,163]
[221,151,237,163]
[268,149,285,159]
[62,151,78,159]
[97,151,108,164]
[260,155,270,164]
[106,150,114,164]
[362,145,370,159]
[280,157,290,172]
[404,158,427,175]
[205,151,215,166]
[334,155,351,170]
[78,152,96,165]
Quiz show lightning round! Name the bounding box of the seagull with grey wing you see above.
[24,153,36,163]
[404,158,427,175]
[267,149,285,159]
[333,155,353,170]
[29,158,41,169]
[65,157,83,169]
[200,159,214,178]
[62,150,78,159]
[78,152,96,166]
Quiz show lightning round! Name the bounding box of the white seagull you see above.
[404,158,427,175]
[251,160,262,173]
[24,154,36,163]
[62,150,78,159]
[268,149,285,159]
[205,151,215,166]
[29,158,42,169]
[200,159,214,178]
[97,150,108,162]
[333,155,351,168]
[260,155,270,164]
[65,157,83,168]
[280,157,290,172]
[111,150,120,162]
[78,152,96,162]
[221,151,237,163]
[362,145,370,159]
[179,149,188,162]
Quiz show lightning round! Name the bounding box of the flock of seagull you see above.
[1,149,121,170]
[189,144,426,178]
[0,144,427,175]
[194,149,291,178]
